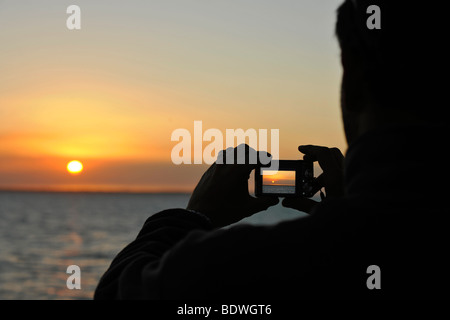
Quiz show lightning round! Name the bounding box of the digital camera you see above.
[255,160,318,198]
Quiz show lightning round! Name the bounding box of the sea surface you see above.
[0,191,307,300]
[262,185,295,194]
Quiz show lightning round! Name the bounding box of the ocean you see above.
[0,191,307,300]
[262,185,295,194]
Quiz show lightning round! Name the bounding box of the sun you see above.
[67,160,83,175]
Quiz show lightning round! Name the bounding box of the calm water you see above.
[262,185,295,194]
[0,191,306,300]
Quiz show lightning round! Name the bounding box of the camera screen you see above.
[261,169,296,194]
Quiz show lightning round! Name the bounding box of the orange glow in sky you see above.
[263,170,296,186]
[0,0,346,193]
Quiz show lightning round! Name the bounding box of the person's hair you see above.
[335,1,446,116]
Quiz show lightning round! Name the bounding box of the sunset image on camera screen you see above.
[262,170,296,194]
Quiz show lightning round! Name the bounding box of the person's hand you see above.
[282,145,344,213]
[187,145,279,228]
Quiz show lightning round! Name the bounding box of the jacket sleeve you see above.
[93,208,214,299]
[94,207,319,299]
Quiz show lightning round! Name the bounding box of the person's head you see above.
[335,0,446,144]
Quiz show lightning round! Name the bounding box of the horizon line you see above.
[0,186,192,195]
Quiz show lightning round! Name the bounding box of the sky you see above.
[262,170,295,186]
[0,0,346,192]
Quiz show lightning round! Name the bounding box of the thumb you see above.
[282,197,318,214]
[246,196,279,215]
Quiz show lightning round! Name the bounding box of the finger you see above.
[301,147,343,172]
[235,150,272,177]
[315,173,325,188]
[217,144,260,166]
[303,154,317,162]
[257,150,272,166]
[320,190,325,201]
[246,196,279,215]
[216,147,233,165]
[282,197,318,214]
[237,145,272,169]
[298,145,342,172]
[330,147,345,169]
[309,175,323,196]
[299,145,331,168]
[298,144,328,156]
[235,144,256,165]
[219,145,272,178]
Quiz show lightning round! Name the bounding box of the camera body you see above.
[255,160,317,198]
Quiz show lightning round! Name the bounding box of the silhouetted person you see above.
[94,1,448,299]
